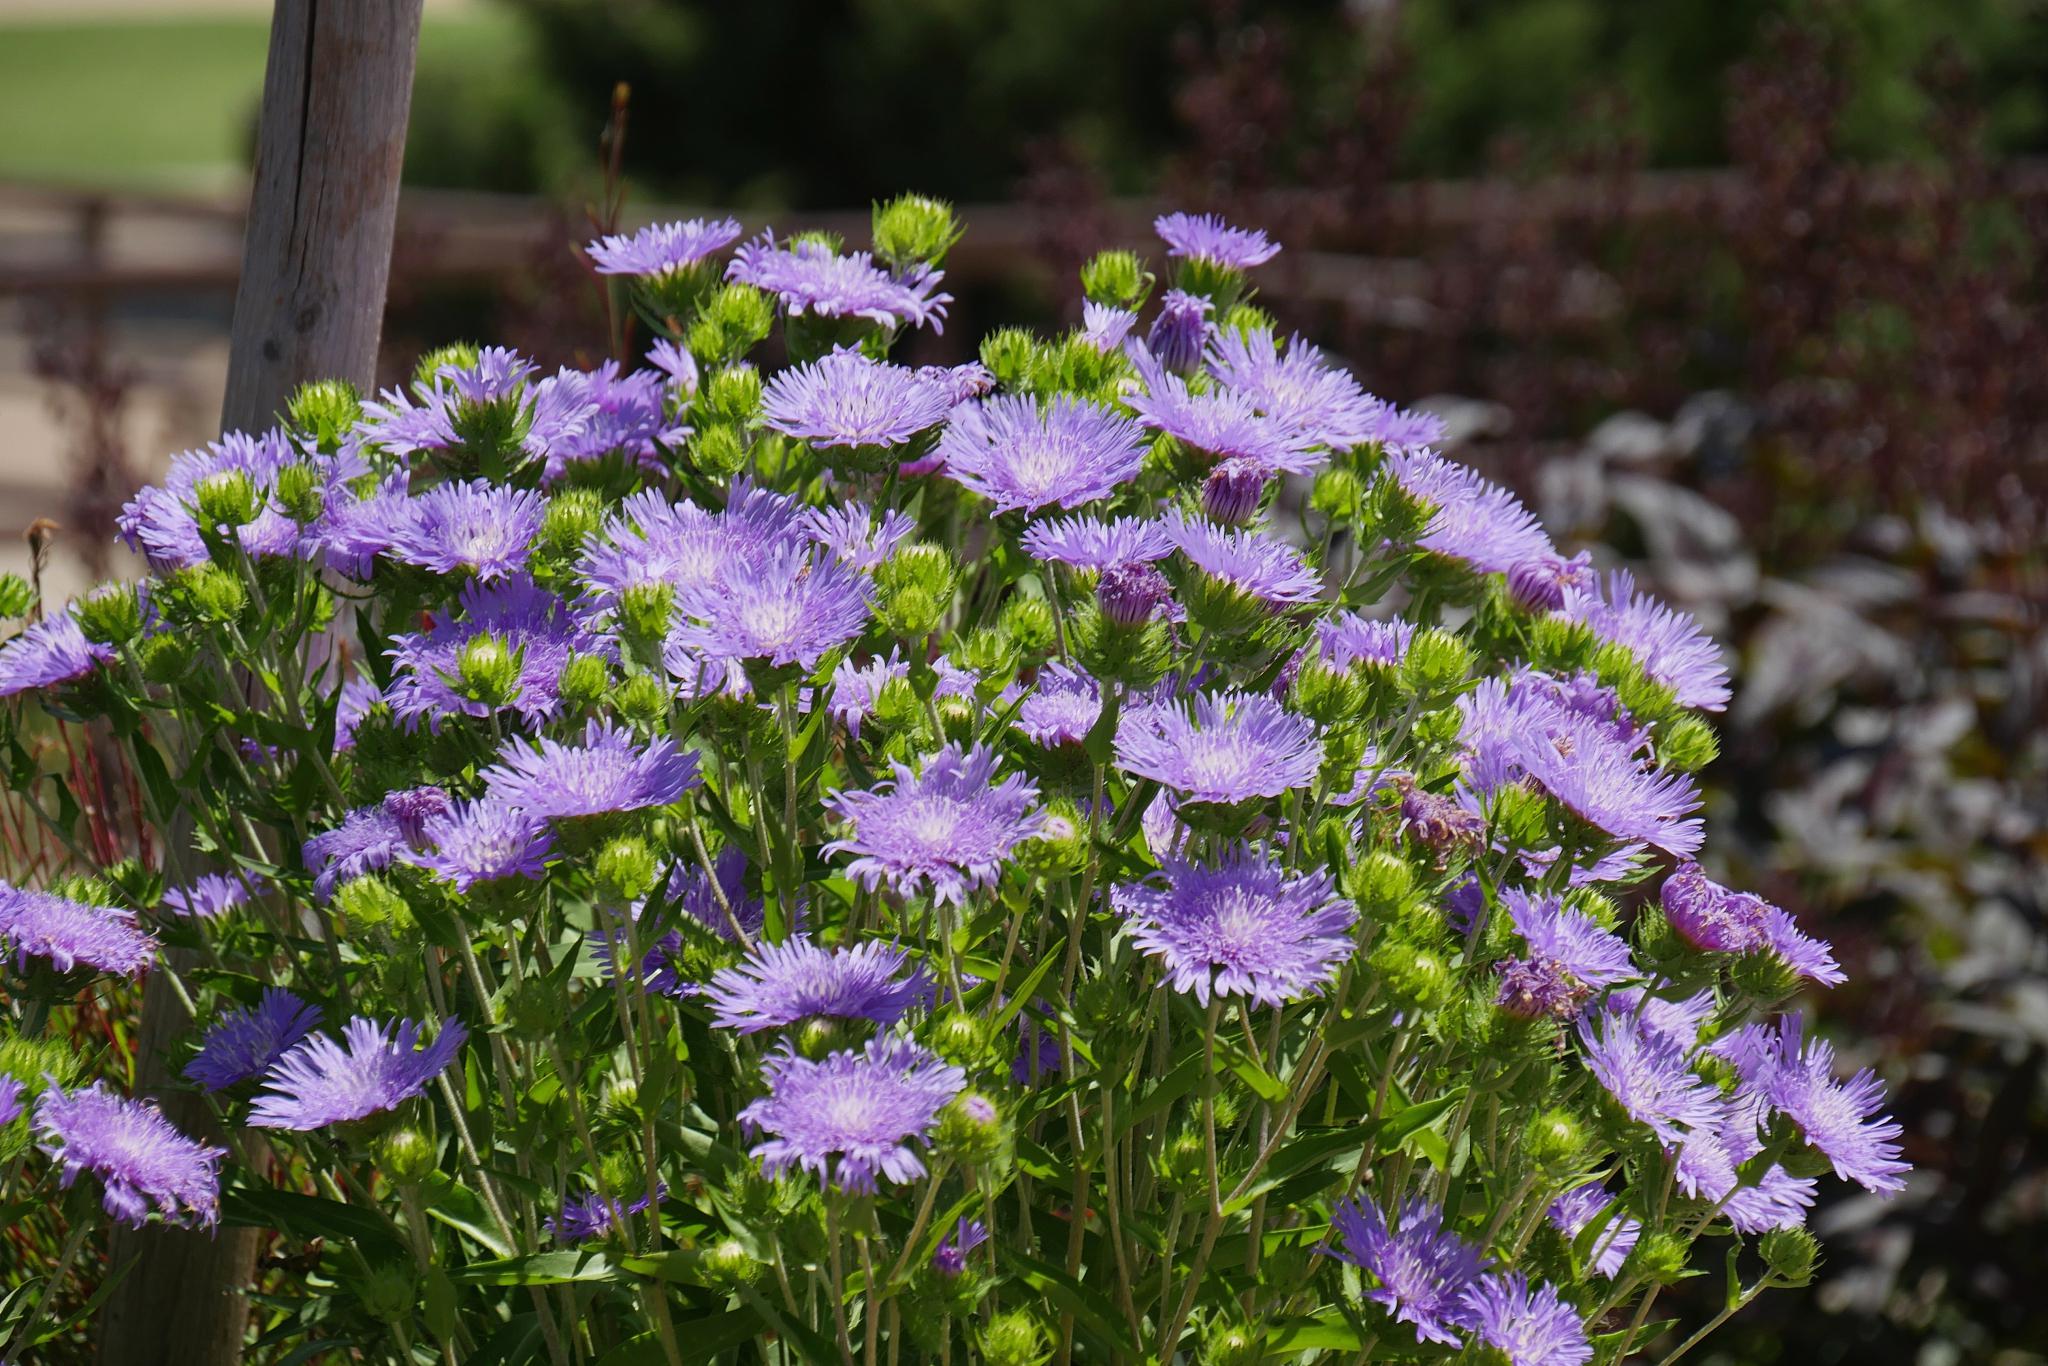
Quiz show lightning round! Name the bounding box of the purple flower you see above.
[386,577,605,728]
[647,338,699,395]
[1577,1009,1723,1145]
[361,347,594,468]
[0,1075,23,1127]
[704,936,933,1033]
[1765,907,1846,987]
[303,804,406,902]
[586,217,743,276]
[1314,613,1413,670]
[1457,1273,1592,1366]
[34,1082,224,1229]
[313,474,413,580]
[482,719,699,822]
[1498,888,1636,1008]
[546,1184,667,1244]
[1020,514,1175,572]
[728,233,952,332]
[532,363,690,482]
[0,611,114,698]
[1387,451,1554,575]
[0,882,157,978]
[1168,512,1323,606]
[1115,690,1322,803]
[1097,562,1177,626]
[1114,844,1355,1006]
[184,987,323,1092]
[1721,1015,1910,1195]
[803,502,916,572]
[823,743,1043,907]
[334,674,383,752]
[1561,570,1730,712]
[1506,550,1597,612]
[938,394,1148,514]
[248,1015,468,1130]
[933,1218,989,1276]
[916,362,996,404]
[1546,1185,1639,1278]
[1322,1197,1488,1347]
[1200,458,1269,526]
[1206,328,1388,451]
[761,348,956,450]
[668,543,872,677]
[1016,662,1103,746]
[387,479,545,580]
[1130,349,1319,476]
[1670,1111,1817,1233]
[412,800,554,893]
[579,483,809,616]
[1146,289,1213,372]
[1081,301,1138,352]
[739,1033,965,1192]
[1154,212,1281,270]
[827,652,910,738]
[1660,862,1770,953]
[115,427,338,570]
[1510,705,1703,857]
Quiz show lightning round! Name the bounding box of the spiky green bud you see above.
[1658,714,1720,773]
[596,835,659,903]
[873,194,964,270]
[1760,1226,1821,1286]
[1080,250,1150,309]
[373,1128,437,1186]
[285,379,362,451]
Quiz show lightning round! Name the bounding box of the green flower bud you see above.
[596,836,659,904]
[1370,939,1452,1012]
[457,633,522,708]
[168,564,246,624]
[356,1263,417,1324]
[929,1012,993,1067]
[1290,657,1368,727]
[979,327,1039,389]
[979,1310,1050,1366]
[1414,705,1465,749]
[1079,249,1150,309]
[285,378,362,450]
[1487,783,1552,850]
[1364,473,1432,545]
[612,673,671,731]
[1343,851,1414,920]
[872,675,925,734]
[797,1016,864,1061]
[935,692,977,745]
[273,462,326,523]
[137,632,193,684]
[688,285,774,366]
[878,543,960,602]
[1311,467,1365,524]
[692,423,751,478]
[873,193,963,269]
[0,573,32,620]
[1658,714,1720,774]
[195,470,259,529]
[415,343,479,391]
[1000,595,1056,653]
[335,875,418,943]
[597,1152,645,1202]
[935,1091,1009,1167]
[881,586,944,641]
[373,1128,437,1186]
[76,583,144,647]
[954,626,1017,682]
[558,653,610,710]
[1760,1226,1820,1286]
[600,1075,640,1119]
[619,582,676,644]
[1218,302,1274,338]
[701,1237,762,1288]
[1400,628,1473,697]
[1522,1107,1587,1173]
[1528,614,1598,673]
[1201,1316,1264,1366]
[1627,1230,1692,1285]
[1730,949,1802,1010]
[540,489,604,559]
[702,365,763,425]
[1594,643,1678,724]
[1160,1131,1209,1195]
[1018,801,1089,880]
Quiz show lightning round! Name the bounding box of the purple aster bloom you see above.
[34,1081,224,1229]
[115,427,336,570]
[1561,570,1731,712]
[1016,662,1103,746]
[334,673,381,753]
[1765,907,1846,987]
[1670,1111,1817,1233]
[1660,862,1770,954]
[938,394,1148,514]
[1323,1197,1489,1347]
[915,361,996,404]
[248,1015,467,1131]
[586,217,743,276]
[1146,289,1213,373]
[1722,1015,1910,1194]
[312,473,412,580]
[387,478,544,580]
[704,936,933,1033]
[412,800,553,893]
[1130,348,1319,476]
[1097,561,1177,626]
[184,987,323,1092]
[674,847,770,942]
[1511,705,1704,857]
[668,543,872,677]
[1154,211,1281,270]
[827,652,910,738]
[482,719,699,822]
[822,743,1043,907]
[761,348,956,450]
[0,610,114,698]
[357,385,459,457]
[533,363,690,482]
[1600,986,1717,1048]
[1115,690,1322,803]
[161,872,254,920]
[1547,1185,1640,1278]
[579,483,808,616]
[1020,514,1175,572]
[303,802,408,902]
[0,882,158,978]
[739,1033,965,1192]
[933,1217,989,1277]
[803,502,916,572]
[1206,328,1389,451]
[1387,451,1554,575]
[1577,1009,1724,1145]
[0,1075,23,1127]
[546,1183,667,1244]
[1458,1273,1592,1366]
[647,338,699,396]
[1081,301,1138,352]
[1114,844,1355,1006]
[1200,458,1269,526]
[1315,613,1413,670]
[1373,403,1448,452]
[1506,550,1597,613]
[728,233,952,332]
[442,345,536,406]
[386,577,604,728]
[1167,511,1323,606]
[1502,888,1635,990]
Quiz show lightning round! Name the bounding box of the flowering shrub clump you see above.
[0,197,1904,1363]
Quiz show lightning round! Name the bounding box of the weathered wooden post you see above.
[96,4,423,1362]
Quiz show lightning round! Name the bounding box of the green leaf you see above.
[450,1250,623,1286]
[422,1268,459,1342]
[1009,1250,1139,1359]
[222,1188,405,1261]
[990,950,1062,1033]
[1265,1312,1363,1352]
[1379,1088,1466,1149]
[1116,1051,1205,1141]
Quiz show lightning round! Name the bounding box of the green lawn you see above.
[0,10,528,190]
